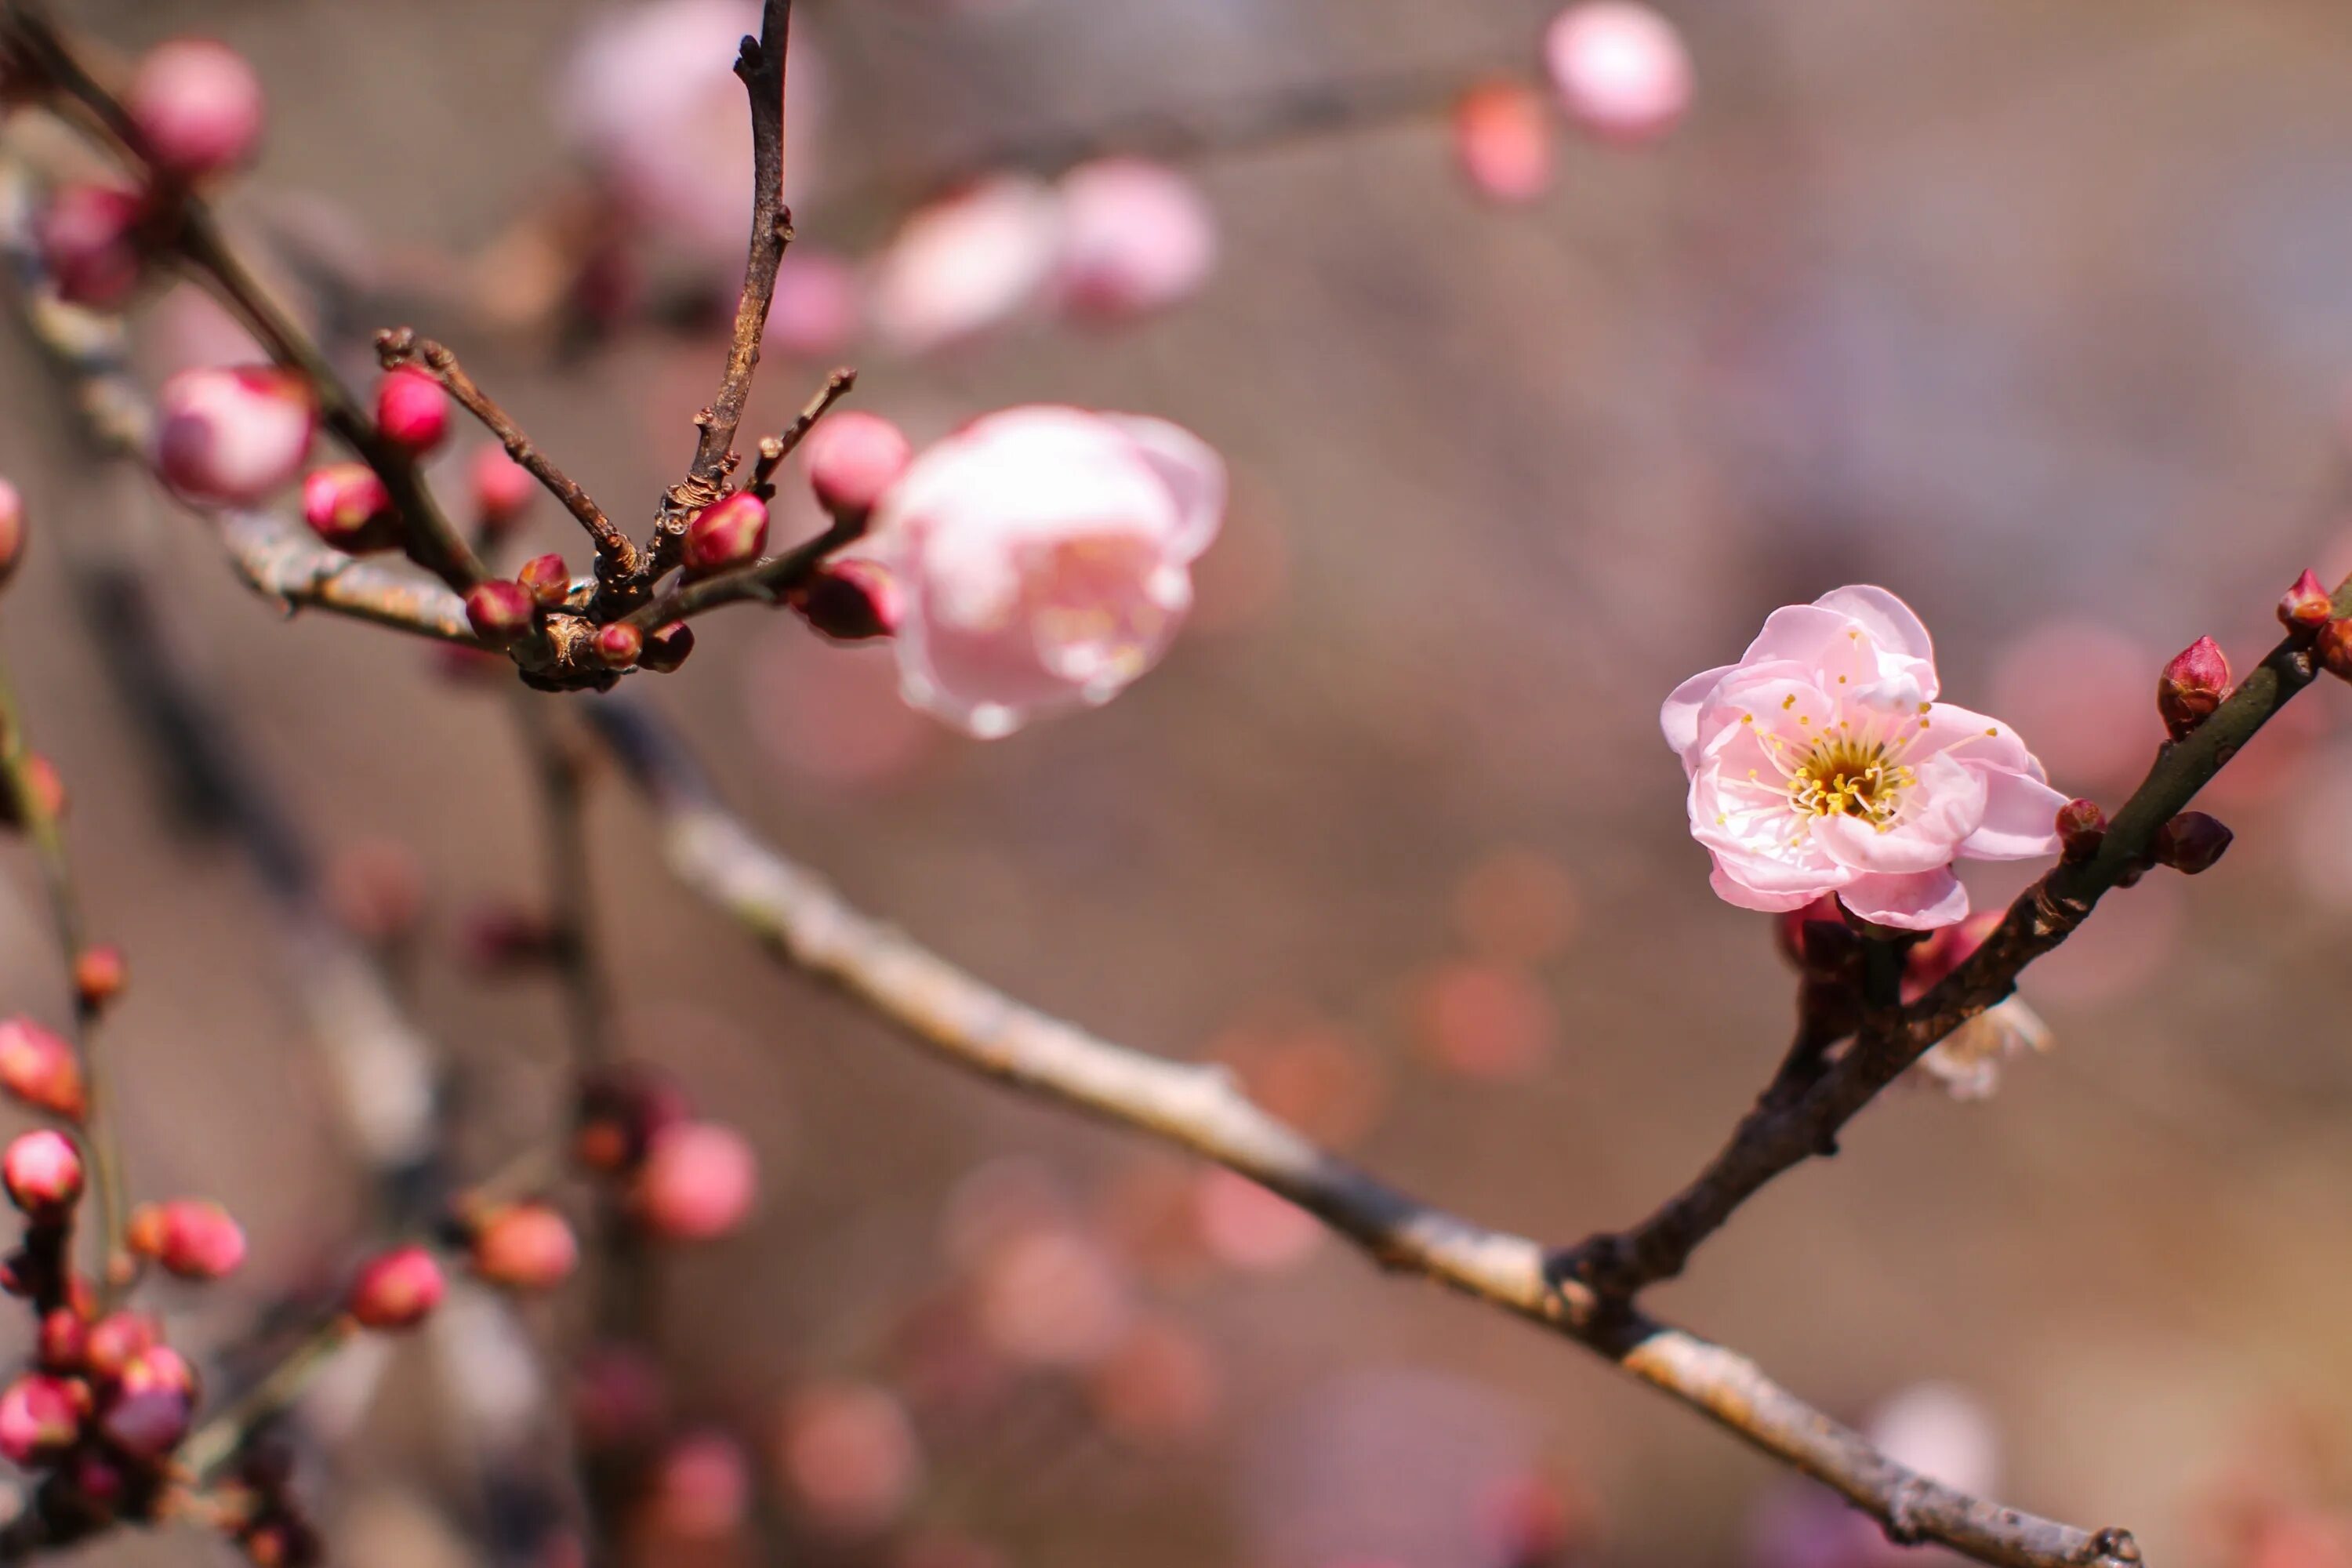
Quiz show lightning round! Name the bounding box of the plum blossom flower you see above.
[1664,586,2067,930]
[869,176,1062,355]
[865,407,1225,739]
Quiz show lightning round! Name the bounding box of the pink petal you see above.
[1739,604,1852,670]
[1661,662,1733,766]
[1959,768,2069,861]
[1907,702,2043,775]
[1709,862,1831,914]
[1103,416,1226,560]
[1838,868,1969,931]
[1813,586,1936,670]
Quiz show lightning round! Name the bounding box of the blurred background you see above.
[5,0,2352,1564]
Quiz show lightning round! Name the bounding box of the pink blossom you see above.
[767,249,862,358]
[1052,158,1218,322]
[154,365,315,505]
[1452,81,1555,205]
[1544,2,1691,144]
[38,183,145,307]
[1664,586,2067,930]
[866,407,1225,738]
[126,39,264,180]
[632,1121,757,1241]
[869,176,1062,355]
[0,1374,80,1466]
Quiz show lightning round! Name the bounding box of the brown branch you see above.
[750,366,855,496]
[1559,597,2346,1300]
[581,697,2140,1568]
[219,513,484,646]
[619,507,861,634]
[375,328,644,590]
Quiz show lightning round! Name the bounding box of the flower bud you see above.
[468,1202,578,1291]
[592,622,643,670]
[374,367,448,456]
[0,1018,85,1120]
[1452,79,1555,205]
[469,445,536,535]
[347,1243,444,1330]
[0,1374,82,1465]
[2156,636,2230,741]
[114,1343,194,1399]
[0,478,24,591]
[127,39,264,180]
[1545,2,1691,144]
[2154,811,2233,874]
[126,1198,246,1279]
[2321,618,2352,683]
[516,552,573,609]
[36,1309,83,1372]
[1054,158,1218,322]
[2279,569,2334,636]
[790,560,900,642]
[300,462,399,554]
[71,946,125,1017]
[630,1122,757,1243]
[99,1382,191,1460]
[2056,799,2107,863]
[804,412,913,518]
[465,579,537,644]
[682,492,768,576]
[38,184,145,309]
[3,1131,82,1219]
[156,365,316,505]
[640,621,695,673]
[80,1312,155,1382]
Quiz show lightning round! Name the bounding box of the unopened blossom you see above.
[126,40,265,180]
[1664,586,2067,929]
[1453,80,1555,204]
[347,1243,445,1330]
[869,176,1062,355]
[38,184,146,308]
[631,1121,757,1242]
[0,1374,81,1466]
[866,407,1225,738]
[1052,158,1218,321]
[125,1198,247,1279]
[470,445,537,533]
[804,411,912,518]
[1544,2,1691,143]
[2,1131,82,1218]
[154,365,315,505]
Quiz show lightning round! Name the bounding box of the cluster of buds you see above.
[573,1065,758,1243]
[785,412,912,643]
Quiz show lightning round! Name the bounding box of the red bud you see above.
[516,552,573,609]
[300,462,399,554]
[125,1198,246,1279]
[2153,811,2232,874]
[464,579,537,644]
[791,560,901,642]
[0,1018,85,1120]
[2,1131,82,1219]
[2156,637,2230,740]
[375,367,448,456]
[641,621,695,673]
[0,1374,82,1465]
[81,1312,155,1382]
[469,1202,579,1291]
[0,478,25,591]
[347,1243,445,1330]
[71,946,125,1017]
[804,412,912,517]
[470,445,536,534]
[38,183,145,308]
[682,493,768,576]
[2056,799,2107,863]
[2321,619,2352,684]
[2280,569,2334,635]
[593,622,643,669]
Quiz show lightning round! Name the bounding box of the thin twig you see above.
[619,510,862,633]
[583,697,2140,1568]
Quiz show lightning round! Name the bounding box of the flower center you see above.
[1787,735,1913,825]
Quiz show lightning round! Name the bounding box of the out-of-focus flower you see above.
[869,176,1062,355]
[866,407,1225,738]
[804,411,912,518]
[775,1381,922,1534]
[1867,1382,2000,1498]
[302,462,400,554]
[631,1121,757,1241]
[1408,960,1559,1081]
[1088,1317,1221,1443]
[975,1225,1132,1365]
[1664,586,2066,929]
[125,1198,247,1279]
[1900,916,2053,1100]
[648,1430,751,1542]
[1544,2,1691,143]
[376,367,449,456]
[767,249,863,358]
[469,445,537,534]
[1452,81,1555,204]
[1193,1167,1323,1272]
[347,1243,445,1330]
[1052,158,1218,322]
[126,39,264,180]
[0,1018,84,1120]
[38,184,146,308]
[154,365,315,505]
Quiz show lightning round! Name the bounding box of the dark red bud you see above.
[464,579,537,645]
[2056,798,2107,863]
[2157,637,2230,741]
[593,622,643,670]
[517,552,573,609]
[2153,811,2232,874]
[2279,569,2334,636]
[790,561,901,642]
[347,1243,445,1330]
[640,621,695,673]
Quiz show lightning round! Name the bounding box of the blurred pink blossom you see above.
[1193,1167,1323,1272]
[869,176,1062,354]
[975,1225,1133,1366]
[126,39,264,180]
[766,248,863,358]
[1544,2,1691,143]
[867,406,1225,737]
[1452,81,1555,205]
[154,365,316,505]
[775,1381,923,1534]
[1052,158,1218,321]
[1665,586,2066,929]
[1988,621,2161,792]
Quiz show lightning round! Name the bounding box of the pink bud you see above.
[0,478,23,590]
[126,39,264,180]
[641,620,695,673]
[155,365,316,505]
[125,1198,246,1279]
[2056,799,2107,863]
[2280,569,2334,635]
[2321,619,2352,684]
[804,412,912,518]
[630,1122,757,1243]
[469,1202,578,1291]
[2154,811,2233,875]
[35,1310,83,1372]
[682,492,768,576]
[593,622,643,670]
[1453,80,1555,205]
[791,560,900,642]
[1053,158,1218,322]
[3,1131,82,1218]
[1544,3,1691,144]
[38,183,146,308]
[465,579,537,644]
[81,1313,155,1382]
[71,946,125,1017]
[2156,636,2230,740]
[115,1343,194,1399]
[374,367,449,456]
[650,1431,751,1542]
[470,445,536,533]
[98,1383,191,1460]
[347,1243,445,1330]
[0,1374,82,1465]
[516,552,574,609]
[300,462,399,554]
[0,1018,84,1120]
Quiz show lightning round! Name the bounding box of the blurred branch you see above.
[583,696,2141,1568]
[1559,604,2342,1300]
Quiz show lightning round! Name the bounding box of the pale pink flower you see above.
[869,176,1062,355]
[154,365,315,505]
[1052,158,1218,321]
[1544,2,1691,144]
[866,407,1225,738]
[1664,586,2066,930]
[126,39,264,180]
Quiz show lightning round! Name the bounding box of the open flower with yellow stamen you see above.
[1664,586,2067,929]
